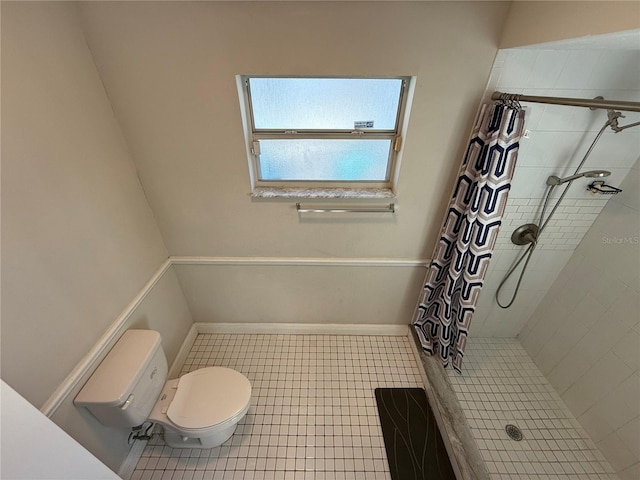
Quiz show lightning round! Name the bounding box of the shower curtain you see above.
[413,102,525,371]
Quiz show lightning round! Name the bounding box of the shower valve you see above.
[511,224,539,246]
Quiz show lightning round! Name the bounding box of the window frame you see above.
[237,75,412,195]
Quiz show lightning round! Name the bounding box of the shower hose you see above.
[495,118,612,309]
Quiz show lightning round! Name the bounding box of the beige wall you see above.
[501,1,640,48]
[175,263,426,324]
[77,1,510,324]
[50,267,193,472]
[1,2,191,471]
[78,1,508,258]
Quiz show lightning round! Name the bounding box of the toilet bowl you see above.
[74,329,251,449]
[148,367,251,448]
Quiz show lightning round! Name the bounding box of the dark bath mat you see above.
[375,388,456,480]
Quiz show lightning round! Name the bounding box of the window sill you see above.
[251,187,396,199]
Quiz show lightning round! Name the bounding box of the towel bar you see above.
[295,203,395,214]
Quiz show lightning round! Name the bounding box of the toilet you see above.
[74,329,251,448]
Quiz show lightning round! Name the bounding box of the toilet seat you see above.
[166,367,251,430]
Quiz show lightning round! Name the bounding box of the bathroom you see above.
[1,2,638,480]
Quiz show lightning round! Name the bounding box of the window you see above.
[238,76,412,197]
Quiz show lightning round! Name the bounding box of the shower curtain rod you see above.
[492,91,640,113]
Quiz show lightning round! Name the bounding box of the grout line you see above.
[132,332,427,480]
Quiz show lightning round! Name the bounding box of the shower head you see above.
[546,170,611,186]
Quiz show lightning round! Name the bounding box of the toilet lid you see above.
[167,367,251,429]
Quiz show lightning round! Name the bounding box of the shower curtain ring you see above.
[514,95,522,110]
[498,93,521,111]
[510,94,522,110]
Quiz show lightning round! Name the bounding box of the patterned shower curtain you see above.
[413,102,525,372]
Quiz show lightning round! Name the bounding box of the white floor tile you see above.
[133,334,423,480]
[133,334,619,480]
[448,338,620,480]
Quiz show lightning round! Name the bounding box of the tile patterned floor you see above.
[131,333,425,480]
[448,338,619,480]
[131,334,619,480]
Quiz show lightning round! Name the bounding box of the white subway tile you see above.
[570,219,596,228]
[507,198,532,206]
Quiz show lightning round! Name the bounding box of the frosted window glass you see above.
[250,78,402,130]
[258,139,391,181]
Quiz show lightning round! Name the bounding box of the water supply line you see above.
[495,113,619,308]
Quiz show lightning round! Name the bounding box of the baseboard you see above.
[194,322,410,336]
[118,438,148,480]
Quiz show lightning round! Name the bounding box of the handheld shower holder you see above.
[587,181,622,195]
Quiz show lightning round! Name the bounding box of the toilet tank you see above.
[74,329,168,427]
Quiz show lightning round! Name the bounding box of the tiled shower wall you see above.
[472,32,640,337]
[518,158,639,480]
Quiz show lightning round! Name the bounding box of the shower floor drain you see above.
[505,424,523,441]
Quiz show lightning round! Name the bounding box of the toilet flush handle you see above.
[121,394,134,410]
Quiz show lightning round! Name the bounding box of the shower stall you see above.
[443,31,640,480]
[495,105,639,309]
